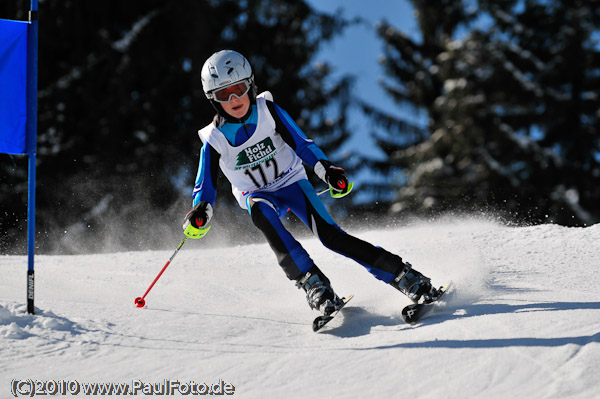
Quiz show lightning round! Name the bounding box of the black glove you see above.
[184,202,212,229]
[317,160,349,194]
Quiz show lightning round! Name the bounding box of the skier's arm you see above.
[265,101,328,167]
[192,142,220,207]
[266,101,352,196]
[184,143,219,239]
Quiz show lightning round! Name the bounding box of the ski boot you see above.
[390,262,442,304]
[375,253,440,304]
[296,266,343,316]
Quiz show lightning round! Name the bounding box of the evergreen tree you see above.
[365,0,599,226]
[356,0,473,211]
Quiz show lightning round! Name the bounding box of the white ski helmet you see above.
[201,50,254,100]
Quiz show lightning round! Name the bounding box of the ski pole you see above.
[135,236,188,308]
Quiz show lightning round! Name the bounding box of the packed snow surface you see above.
[2,220,599,398]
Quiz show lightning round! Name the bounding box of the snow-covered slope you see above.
[2,220,599,398]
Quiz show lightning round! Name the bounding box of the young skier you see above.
[183,50,442,316]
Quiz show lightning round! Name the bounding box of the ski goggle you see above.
[210,80,251,103]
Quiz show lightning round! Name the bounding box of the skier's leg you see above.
[284,180,395,279]
[285,180,437,302]
[247,195,313,280]
[247,195,341,314]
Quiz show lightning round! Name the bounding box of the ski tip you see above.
[439,280,452,296]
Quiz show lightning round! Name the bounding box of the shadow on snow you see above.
[322,300,600,349]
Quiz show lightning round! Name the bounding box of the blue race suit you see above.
[192,97,404,282]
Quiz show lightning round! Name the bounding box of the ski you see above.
[401,281,452,324]
[312,295,354,332]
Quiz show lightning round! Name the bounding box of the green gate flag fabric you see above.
[0,19,28,155]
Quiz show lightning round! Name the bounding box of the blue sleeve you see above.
[267,102,328,167]
[192,143,219,206]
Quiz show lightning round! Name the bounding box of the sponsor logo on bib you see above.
[236,137,277,169]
